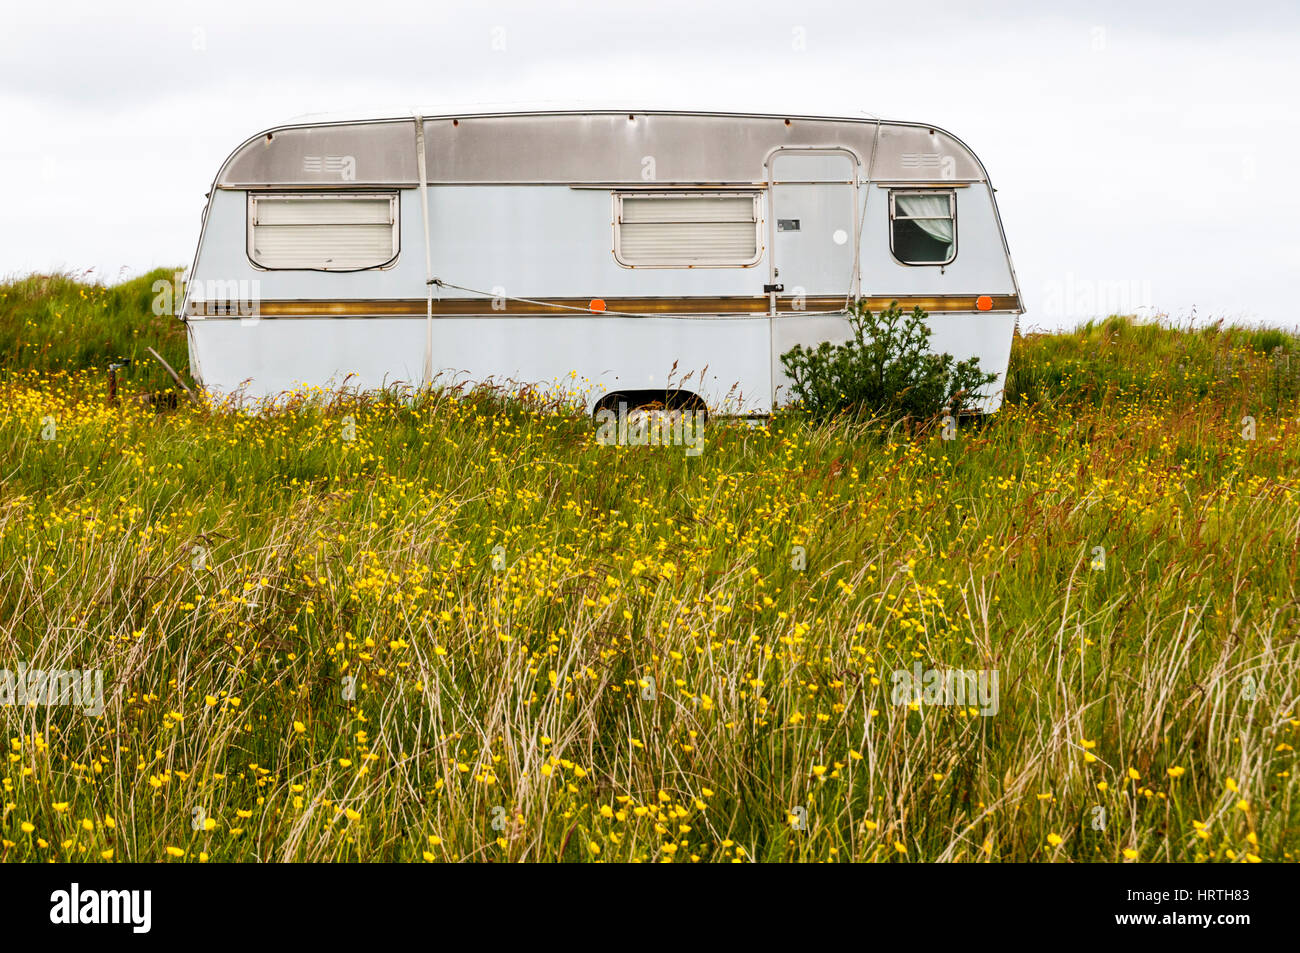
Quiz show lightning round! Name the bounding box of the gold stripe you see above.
[856,296,1020,314]
[189,294,1021,318]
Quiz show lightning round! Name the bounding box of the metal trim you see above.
[187,294,1021,318]
[570,183,768,191]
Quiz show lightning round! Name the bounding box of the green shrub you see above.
[779,300,996,421]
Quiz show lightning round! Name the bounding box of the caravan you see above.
[182,108,1021,414]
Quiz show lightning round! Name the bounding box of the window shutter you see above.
[617,194,758,265]
[249,194,398,270]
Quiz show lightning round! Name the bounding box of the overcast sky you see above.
[2,0,1297,329]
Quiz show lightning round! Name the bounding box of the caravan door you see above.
[766,149,860,406]
[767,149,859,306]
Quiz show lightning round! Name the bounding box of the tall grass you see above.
[0,268,190,393]
[0,277,1296,862]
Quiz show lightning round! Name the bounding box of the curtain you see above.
[895,193,953,244]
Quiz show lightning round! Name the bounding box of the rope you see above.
[845,120,883,312]
[428,278,847,320]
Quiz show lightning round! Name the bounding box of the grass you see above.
[0,271,1297,862]
[0,268,190,393]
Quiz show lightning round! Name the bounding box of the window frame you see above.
[888,189,957,267]
[246,190,401,272]
[612,189,763,269]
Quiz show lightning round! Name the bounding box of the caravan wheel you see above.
[591,392,710,426]
[591,395,710,450]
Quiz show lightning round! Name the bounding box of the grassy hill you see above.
[0,269,191,391]
[0,272,1297,862]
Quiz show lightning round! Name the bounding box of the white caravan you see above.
[182,109,1022,414]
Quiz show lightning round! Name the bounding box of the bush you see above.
[780,300,996,421]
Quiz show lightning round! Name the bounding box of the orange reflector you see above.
[976,295,993,311]
[589,298,607,312]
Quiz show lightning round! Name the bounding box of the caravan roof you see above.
[215,108,993,189]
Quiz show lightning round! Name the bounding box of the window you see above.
[889,190,956,265]
[248,192,399,270]
[614,192,761,267]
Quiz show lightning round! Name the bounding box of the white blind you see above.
[618,194,758,264]
[250,194,397,269]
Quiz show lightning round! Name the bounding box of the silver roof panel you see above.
[215,110,988,187]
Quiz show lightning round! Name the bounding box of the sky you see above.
[2,0,1297,330]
